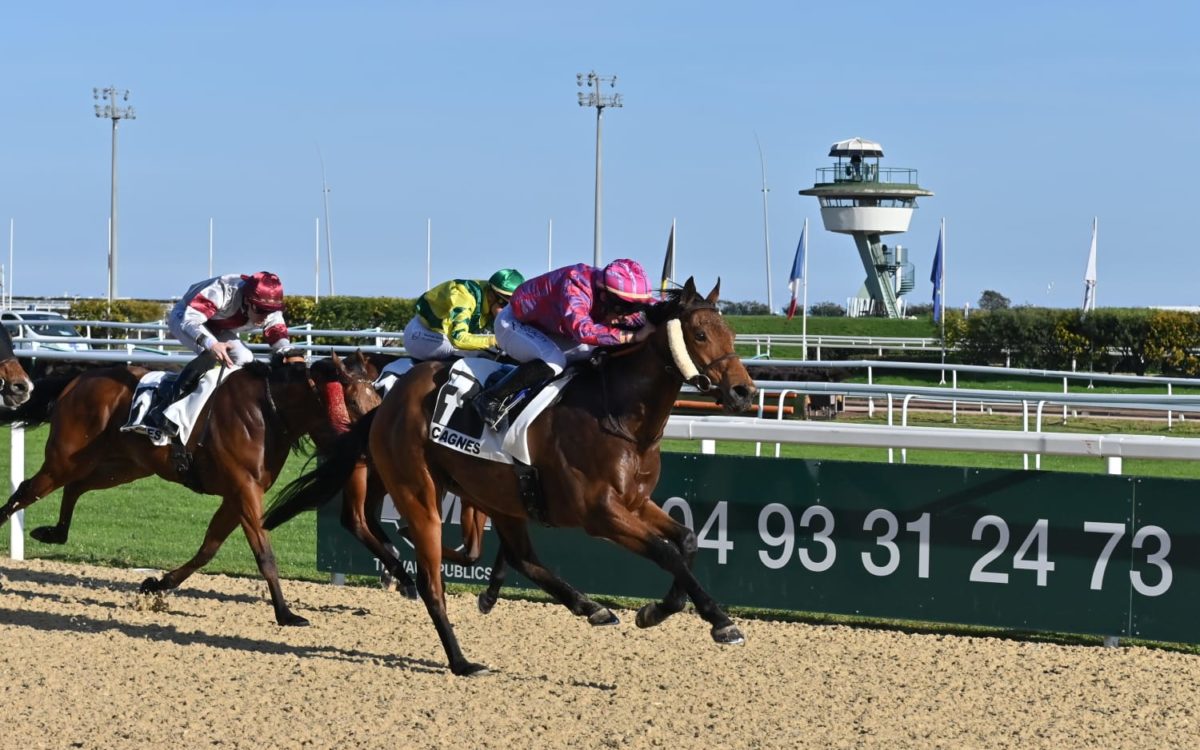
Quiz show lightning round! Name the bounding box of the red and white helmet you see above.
[601,259,653,302]
[242,271,285,312]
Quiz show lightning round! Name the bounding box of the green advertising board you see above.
[317,455,1199,644]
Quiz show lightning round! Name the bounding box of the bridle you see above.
[664,303,738,393]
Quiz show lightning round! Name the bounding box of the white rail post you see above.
[9,424,24,560]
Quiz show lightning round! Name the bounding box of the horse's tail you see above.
[0,372,79,428]
[263,409,376,530]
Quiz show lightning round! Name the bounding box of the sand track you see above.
[1,558,1197,749]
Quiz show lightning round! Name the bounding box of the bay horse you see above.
[0,352,378,626]
[266,278,756,674]
[0,321,35,410]
[333,355,495,600]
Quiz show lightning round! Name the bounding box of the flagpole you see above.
[670,218,676,281]
[939,217,947,384]
[755,134,775,314]
[801,218,809,360]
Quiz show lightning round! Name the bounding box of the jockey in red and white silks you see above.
[167,272,292,367]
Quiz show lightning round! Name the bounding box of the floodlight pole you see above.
[577,71,622,267]
[93,87,135,309]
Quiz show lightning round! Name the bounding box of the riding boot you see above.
[144,351,217,437]
[473,360,555,428]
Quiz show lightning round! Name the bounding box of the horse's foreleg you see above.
[589,500,743,645]
[489,517,618,626]
[140,499,242,594]
[239,501,308,627]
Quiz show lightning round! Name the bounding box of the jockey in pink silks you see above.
[473,258,656,428]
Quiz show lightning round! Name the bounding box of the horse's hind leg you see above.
[489,517,619,626]
[344,462,417,599]
[0,470,63,527]
[476,547,508,614]
[28,481,86,544]
[30,466,151,544]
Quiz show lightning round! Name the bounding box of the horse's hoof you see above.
[712,624,745,645]
[279,613,311,627]
[139,577,163,594]
[587,608,620,627]
[452,661,491,677]
[30,526,67,545]
[477,591,497,614]
[635,603,667,629]
[400,583,418,600]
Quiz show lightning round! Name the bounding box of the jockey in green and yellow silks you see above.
[403,268,525,361]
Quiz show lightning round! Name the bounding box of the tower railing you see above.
[813,166,920,186]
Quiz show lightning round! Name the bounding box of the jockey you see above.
[473,258,656,428]
[403,268,525,361]
[143,271,291,436]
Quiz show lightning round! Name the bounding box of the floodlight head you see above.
[93,88,99,99]
[576,73,583,86]
[123,90,130,101]
[610,76,618,87]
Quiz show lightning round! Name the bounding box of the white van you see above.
[1,309,91,352]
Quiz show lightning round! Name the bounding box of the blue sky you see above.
[2,2,1197,311]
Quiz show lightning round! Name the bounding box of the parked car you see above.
[1,309,91,352]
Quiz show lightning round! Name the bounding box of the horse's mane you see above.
[644,288,716,326]
[645,289,685,326]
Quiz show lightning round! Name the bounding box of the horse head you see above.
[647,277,756,413]
[308,351,382,436]
[0,322,34,410]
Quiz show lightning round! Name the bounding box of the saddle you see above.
[430,359,576,524]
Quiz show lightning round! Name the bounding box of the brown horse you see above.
[334,356,494,600]
[0,321,35,410]
[266,278,756,674]
[0,352,378,625]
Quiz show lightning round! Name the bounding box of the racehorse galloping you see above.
[0,321,35,410]
[0,353,377,625]
[266,278,756,674]
[332,355,494,601]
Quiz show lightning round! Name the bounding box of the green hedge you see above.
[942,307,1200,375]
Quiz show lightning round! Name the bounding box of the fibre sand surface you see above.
[1,559,1198,749]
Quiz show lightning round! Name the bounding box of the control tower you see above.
[799,138,933,317]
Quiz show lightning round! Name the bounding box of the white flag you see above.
[1082,217,1097,312]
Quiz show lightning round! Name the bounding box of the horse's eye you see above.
[694,330,707,342]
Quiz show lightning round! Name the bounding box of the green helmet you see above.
[488,268,525,297]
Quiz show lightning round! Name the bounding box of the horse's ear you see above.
[706,278,721,305]
[350,349,368,371]
[330,350,348,377]
[682,276,699,301]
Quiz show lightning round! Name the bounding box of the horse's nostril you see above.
[732,385,753,400]
[11,382,30,394]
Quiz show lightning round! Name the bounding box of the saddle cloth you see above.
[121,365,234,446]
[429,358,573,466]
[374,357,416,396]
